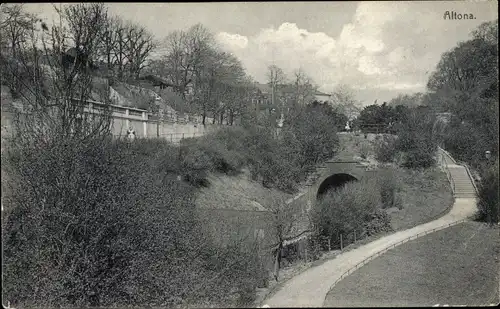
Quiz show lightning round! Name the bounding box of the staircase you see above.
[438,147,478,198]
[448,166,477,198]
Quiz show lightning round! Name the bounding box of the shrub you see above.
[377,168,398,209]
[477,161,499,224]
[374,134,398,163]
[401,145,436,169]
[362,209,393,236]
[396,109,437,169]
[180,139,214,187]
[312,179,389,248]
[359,142,372,160]
[1,136,264,308]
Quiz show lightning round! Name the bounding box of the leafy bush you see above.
[1,136,264,308]
[396,109,437,169]
[477,161,499,224]
[377,168,398,209]
[374,134,398,163]
[359,142,372,160]
[401,145,436,169]
[362,209,393,236]
[312,179,391,248]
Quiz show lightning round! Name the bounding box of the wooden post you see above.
[142,111,147,138]
[328,238,331,251]
[304,243,308,262]
[170,134,173,142]
[125,108,130,129]
[340,234,343,251]
[354,231,356,242]
[182,133,185,140]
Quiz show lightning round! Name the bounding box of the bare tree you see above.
[1,4,111,148]
[267,192,301,281]
[63,3,108,66]
[0,4,39,56]
[266,64,286,109]
[96,15,120,75]
[0,4,40,94]
[330,84,362,120]
[292,68,317,106]
[111,18,130,80]
[124,22,156,79]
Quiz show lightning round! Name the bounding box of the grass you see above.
[387,166,454,231]
[338,133,454,231]
[257,134,455,306]
[324,221,500,307]
[195,169,292,211]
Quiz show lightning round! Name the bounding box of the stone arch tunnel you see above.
[316,173,358,200]
[305,160,374,208]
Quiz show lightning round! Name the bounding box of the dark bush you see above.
[362,209,393,236]
[396,110,437,169]
[401,144,436,169]
[477,161,499,224]
[377,168,398,209]
[180,139,214,187]
[312,179,391,248]
[374,134,398,163]
[1,136,264,308]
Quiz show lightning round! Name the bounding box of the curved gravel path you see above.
[263,197,478,307]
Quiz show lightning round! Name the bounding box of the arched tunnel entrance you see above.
[316,173,358,200]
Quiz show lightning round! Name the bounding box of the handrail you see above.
[463,163,479,195]
[323,216,472,304]
[438,146,478,196]
[441,152,455,194]
[438,146,457,165]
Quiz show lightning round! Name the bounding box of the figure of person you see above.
[127,127,136,141]
[345,120,351,132]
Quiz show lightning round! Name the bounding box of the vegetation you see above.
[425,19,498,222]
[373,134,398,163]
[477,159,499,224]
[325,221,500,307]
[312,179,393,251]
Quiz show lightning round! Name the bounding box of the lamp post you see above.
[485,150,491,160]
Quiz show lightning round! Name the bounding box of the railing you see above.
[323,216,472,303]
[463,163,479,195]
[438,146,478,196]
[440,152,455,194]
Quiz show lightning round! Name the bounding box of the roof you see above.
[141,74,174,87]
[255,83,271,94]
[314,91,331,97]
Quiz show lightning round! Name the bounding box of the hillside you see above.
[195,169,292,211]
[325,221,499,307]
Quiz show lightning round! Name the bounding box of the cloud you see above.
[215,1,496,104]
[216,32,248,49]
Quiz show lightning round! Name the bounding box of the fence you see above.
[438,146,479,196]
[323,217,472,303]
[322,147,476,299]
[440,151,456,194]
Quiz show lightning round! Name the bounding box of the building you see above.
[313,91,332,103]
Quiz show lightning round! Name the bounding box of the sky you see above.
[23,1,498,105]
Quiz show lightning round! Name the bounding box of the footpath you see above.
[263,149,478,307]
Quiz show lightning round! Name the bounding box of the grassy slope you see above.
[337,132,454,231]
[325,221,500,307]
[389,167,454,231]
[195,169,292,211]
